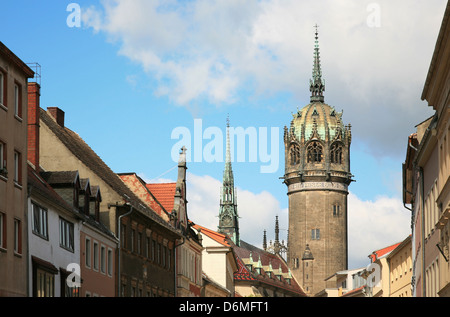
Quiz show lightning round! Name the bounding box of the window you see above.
[137,232,142,255]
[14,151,22,184]
[120,223,126,248]
[333,204,341,217]
[131,229,135,252]
[0,72,3,106]
[0,71,6,108]
[307,141,323,163]
[146,236,150,258]
[311,228,320,240]
[151,239,156,261]
[0,141,5,176]
[59,217,74,251]
[14,82,22,118]
[93,241,99,271]
[100,245,106,274]
[85,238,91,268]
[330,143,343,164]
[107,249,113,276]
[32,203,48,239]
[14,218,21,254]
[290,144,300,165]
[36,268,55,297]
[0,212,5,249]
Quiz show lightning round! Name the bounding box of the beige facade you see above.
[403,2,449,297]
[387,235,412,297]
[0,42,34,296]
[421,2,450,297]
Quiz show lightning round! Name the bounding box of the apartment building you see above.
[0,41,34,297]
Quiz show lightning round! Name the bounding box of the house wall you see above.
[80,226,116,297]
[27,195,80,297]
[0,44,33,297]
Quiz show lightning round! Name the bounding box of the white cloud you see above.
[81,0,445,158]
[347,191,411,268]
[185,172,411,269]
[186,172,285,247]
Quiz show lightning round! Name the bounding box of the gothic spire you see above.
[218,115,240,246]
[310,24,325,103]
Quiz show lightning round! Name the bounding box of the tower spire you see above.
[218,115,240,246]
[310,24,325,103]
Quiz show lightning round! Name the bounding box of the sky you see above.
[1,0,446,269]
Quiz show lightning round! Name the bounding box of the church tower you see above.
[283,26,353,296]
[218,116,240,246]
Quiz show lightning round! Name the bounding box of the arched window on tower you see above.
[290,144,300,166]
[306,141,323,163]
[330,142,343,164]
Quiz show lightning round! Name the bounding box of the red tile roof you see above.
[146,183,176,213]
[191,223,231,247]
[369,242,402,262]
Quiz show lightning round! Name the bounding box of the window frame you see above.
[100,245,106,274]
[59,217,74,252]
[311,228,321,240]
[14,81,22,118]
[36,268,55,297]
[0,212,5,250]
[31,202,48,239]
[107,248,113,276]
[85,237,91,268]
[0,141,6,177]
[93,240,99,271]
[14,218,22,254]
[306,141,323,163]
[0,71,4,108]
[330,142,343,164]
[13,150,22,185]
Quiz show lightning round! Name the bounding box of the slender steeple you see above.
[218,115,240,246]
[310,24,325,103]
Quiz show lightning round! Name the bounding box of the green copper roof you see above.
[290,102,344,143]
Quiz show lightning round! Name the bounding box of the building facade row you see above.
[402,2,449,297]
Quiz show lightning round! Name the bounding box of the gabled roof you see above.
[40,108,180,235]
[192,223,231,247]
[118,173,171,221]
[232,240,306,296]
[146,183,177,213]
[369,241,402,262]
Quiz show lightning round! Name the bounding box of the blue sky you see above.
[1,0,445,269]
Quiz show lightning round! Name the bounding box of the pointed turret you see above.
[310,24,325,103]
[218,115,240,246]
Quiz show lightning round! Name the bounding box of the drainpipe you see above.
[117,203,133,297]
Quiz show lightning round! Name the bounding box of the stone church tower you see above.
[218,117,240,246]
[283,27,353,296]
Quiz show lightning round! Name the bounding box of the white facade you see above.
[27,193,80,297]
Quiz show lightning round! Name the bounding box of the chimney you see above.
[47,107,65,128]
[27,82,41,172]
